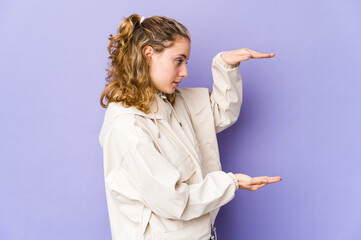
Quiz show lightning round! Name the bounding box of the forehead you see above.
[165,37,191,58]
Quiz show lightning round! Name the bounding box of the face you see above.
[145,37,191,94]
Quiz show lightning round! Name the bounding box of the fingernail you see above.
[248,54,252,57]
[262,179,268,183]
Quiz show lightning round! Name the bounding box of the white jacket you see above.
[99,52,243,240]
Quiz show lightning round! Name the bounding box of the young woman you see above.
[99,14,282,240]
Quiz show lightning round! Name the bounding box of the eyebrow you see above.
[177,54,190,60]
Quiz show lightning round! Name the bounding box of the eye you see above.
[176,59,183,65]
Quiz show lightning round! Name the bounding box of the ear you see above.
[143,45,154,65]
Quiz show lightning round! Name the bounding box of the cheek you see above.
[150,64,167,85]
[154,63,176,81]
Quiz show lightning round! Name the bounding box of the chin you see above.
[162,88,176,94]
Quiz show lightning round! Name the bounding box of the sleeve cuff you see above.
[214,52,241,69]
[227,172,239,191]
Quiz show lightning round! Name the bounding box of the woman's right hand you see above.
[234,173,282,191]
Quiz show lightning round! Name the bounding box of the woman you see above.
[99,14,282,240]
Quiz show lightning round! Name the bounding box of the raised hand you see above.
[220,48,275,65]
[234,173,282,191]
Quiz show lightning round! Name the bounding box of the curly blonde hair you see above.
[100,14,191,113]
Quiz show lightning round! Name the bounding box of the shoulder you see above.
[99,102,151,149]
[108,103,150,137]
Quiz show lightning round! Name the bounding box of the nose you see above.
[179,65,188,78]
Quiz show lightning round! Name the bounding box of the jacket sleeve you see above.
[113,134,237,221]
[209,52,243,134]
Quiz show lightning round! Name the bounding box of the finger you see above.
[250,53,275,59]
[249,50,275,58]
[238,53,252,61]
[266,176,282,183]
[250,176,269,185]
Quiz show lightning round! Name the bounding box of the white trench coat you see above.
[99,52,243,240]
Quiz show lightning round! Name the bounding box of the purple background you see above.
[1,0,361,239]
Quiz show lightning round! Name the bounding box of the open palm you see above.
[234,173,282,191]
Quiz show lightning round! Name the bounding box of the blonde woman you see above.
[99,14,282,240]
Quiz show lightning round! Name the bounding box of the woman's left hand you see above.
[221,48,275,65]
